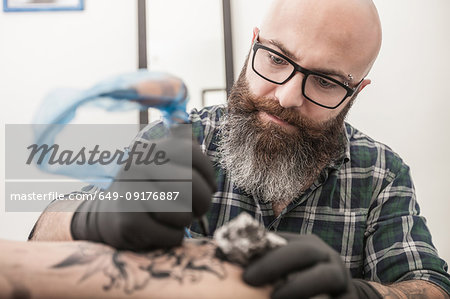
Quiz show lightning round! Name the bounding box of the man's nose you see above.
[274,72,306,109]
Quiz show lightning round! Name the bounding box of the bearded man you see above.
[30,0,450,298]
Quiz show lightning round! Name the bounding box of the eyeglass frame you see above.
[251,38,365,109]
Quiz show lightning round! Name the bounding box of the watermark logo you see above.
[5,124,193,212]
[26,141,170,171]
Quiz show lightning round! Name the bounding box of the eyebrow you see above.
[267,39,351,83]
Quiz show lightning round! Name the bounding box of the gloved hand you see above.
[71,127,217,251]
[243,233,382,299]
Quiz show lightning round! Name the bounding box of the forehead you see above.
[259,0,376,78]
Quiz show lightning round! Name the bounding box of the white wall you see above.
[0,0,448,266]
[230,0,450,263]
[352,0,450,264]
[147,0,226,110]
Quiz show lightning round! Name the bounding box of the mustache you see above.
[251,98,305,127]
[228,84,324,133]
[227,63,354,140]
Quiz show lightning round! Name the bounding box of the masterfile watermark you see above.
[26,141,170,171]
[5,124,193,212]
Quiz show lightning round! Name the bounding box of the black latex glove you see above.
[71,128,217,251]
[243,233,382,299]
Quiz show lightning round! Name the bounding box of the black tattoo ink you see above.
[51,242,227,295]
[52,251,98,268]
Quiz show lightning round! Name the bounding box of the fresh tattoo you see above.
[51,240,227,295]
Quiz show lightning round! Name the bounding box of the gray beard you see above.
[218,112,325,205]
[216,66,351,205]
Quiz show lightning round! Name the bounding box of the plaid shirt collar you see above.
[330,123,352,170]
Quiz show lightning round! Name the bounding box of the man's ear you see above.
[252,27,259,44]
[358,79,371,92]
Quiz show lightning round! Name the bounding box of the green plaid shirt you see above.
[136,104,450,293]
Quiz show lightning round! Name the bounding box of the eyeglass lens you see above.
[253,47,348,108]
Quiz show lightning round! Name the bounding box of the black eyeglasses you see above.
[252,41,364,109]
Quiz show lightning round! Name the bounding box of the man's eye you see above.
[269,54,288,65]
[314,77,337,89]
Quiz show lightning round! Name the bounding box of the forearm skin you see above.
[369,280,449,299]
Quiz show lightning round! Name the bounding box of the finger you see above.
[113,157,192,181]
[243,240,330,286]
[153,138,192,168]
[156,138,217,192]
[272,263,348,299]
[168,124,192,140]
[191,169,213,217]
[140,168,212,218]
[151,212,193,228]
[276,232,304,242]
[98,212,184,251]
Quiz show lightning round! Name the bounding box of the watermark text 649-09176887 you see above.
[5,124,193,213]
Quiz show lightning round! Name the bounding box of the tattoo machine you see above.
[32,70,209,236]
[101,72,210,237]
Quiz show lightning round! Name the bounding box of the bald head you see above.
[259,0,382,79]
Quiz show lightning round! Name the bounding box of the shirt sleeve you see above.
[364,162,450,294]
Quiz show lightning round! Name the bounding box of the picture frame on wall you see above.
[3,0,84,12]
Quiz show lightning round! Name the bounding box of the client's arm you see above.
[0,239,271,299]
